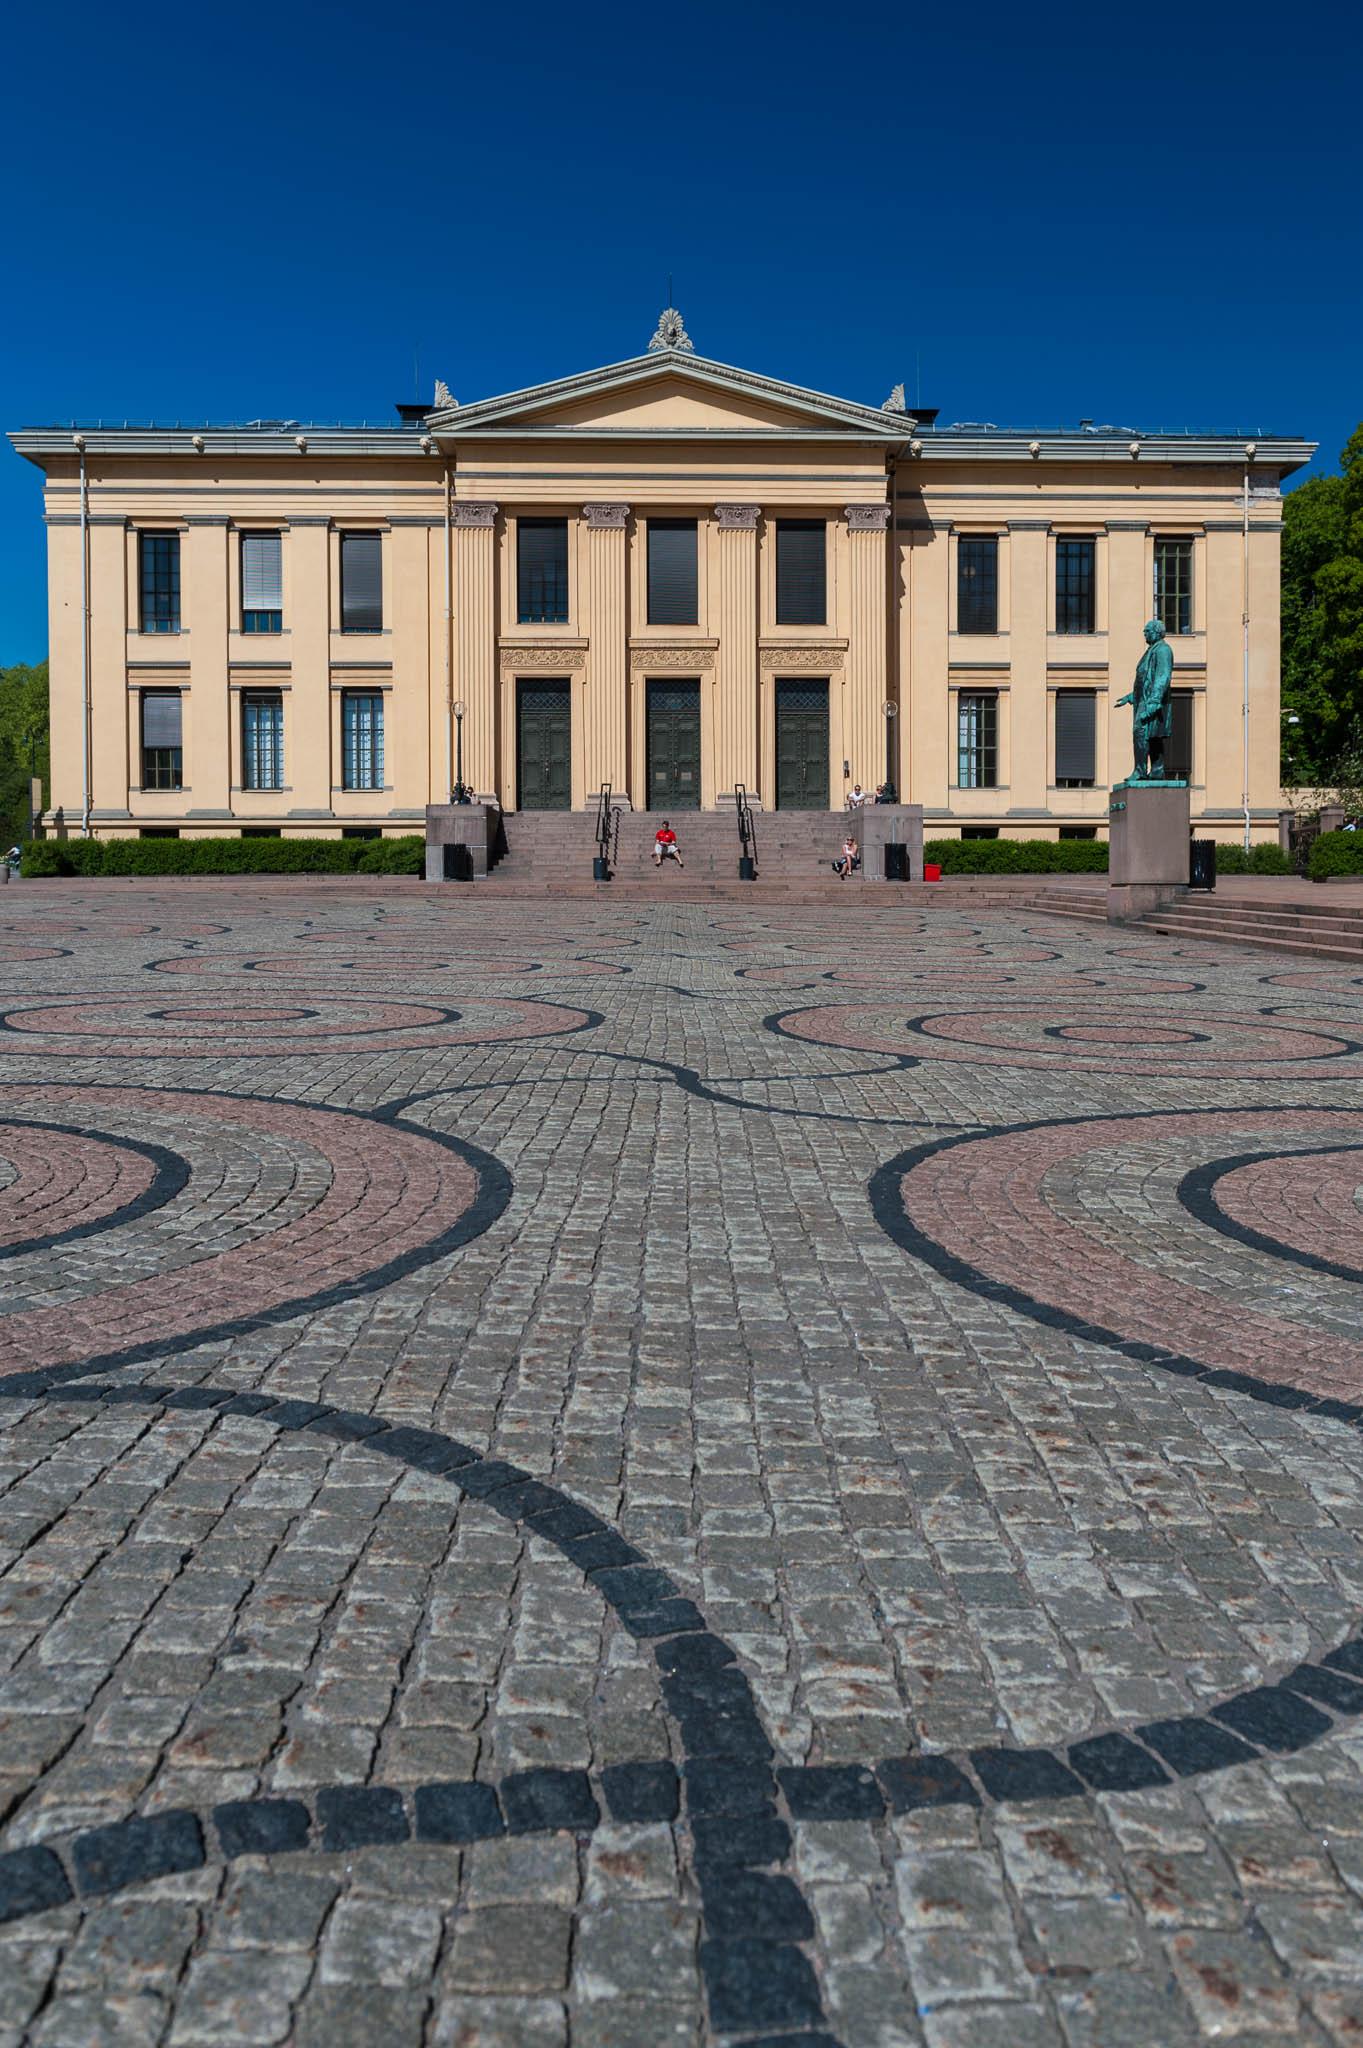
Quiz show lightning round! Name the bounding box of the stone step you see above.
[1135,909,1363,962]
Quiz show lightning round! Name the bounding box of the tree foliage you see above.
[0,661,49,847]
[1282,426,1363,788]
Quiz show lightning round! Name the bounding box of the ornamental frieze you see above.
[758,645,846,671]
[499,644,587,671]
[629,646,716,671]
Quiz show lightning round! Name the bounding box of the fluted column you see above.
[714,504,759,799]
[845,503,890,792]
[583,502,629,799]
[452,501,499,798]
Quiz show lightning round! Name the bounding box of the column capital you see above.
[714,503,760,530]
[845,503,891,532]
[583,502,630,530]
[453,500,498,529]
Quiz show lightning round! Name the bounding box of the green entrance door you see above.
[775,679,830,809]
[646,679,701,810]
[517,679,572,810]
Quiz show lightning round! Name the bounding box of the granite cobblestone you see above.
[1,888,1363,2040]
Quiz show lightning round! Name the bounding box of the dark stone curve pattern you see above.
[1,1379,1361,2044]
[0,1380,835,2045]
[869,1107,1363,1431]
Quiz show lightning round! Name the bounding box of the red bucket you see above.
[924,862,941,883]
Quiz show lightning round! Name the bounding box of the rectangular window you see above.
[242,691,284,790]
[956,692,998,788]
[139,532,181,633]
[960,826,999,840]
[517,519,569,624]
[957,536,999,635]
[647,519,698,625]
[241,532,283,633]
[1059,826,1097,840]
[141,690,183,789]
[775,521,826,626]
[342,691,384,790]
[1055,537,1096,634]
[1154,537,1193,637]
[1054,689,1097,787]
[340,532,383,633]
[1167,689,1195,780]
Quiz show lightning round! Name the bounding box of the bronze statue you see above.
[1116,619,1175,781]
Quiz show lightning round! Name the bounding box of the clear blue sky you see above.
[2,0,1358,665]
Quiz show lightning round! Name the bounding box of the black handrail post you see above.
[593,784,612,881]
[736,782,757,880]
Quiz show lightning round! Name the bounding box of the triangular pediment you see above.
[429,351,914,441]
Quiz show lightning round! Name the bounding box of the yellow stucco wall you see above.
[11,358,1306,841]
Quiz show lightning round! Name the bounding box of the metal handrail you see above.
[595,785,614,875]
[735,784,758,874]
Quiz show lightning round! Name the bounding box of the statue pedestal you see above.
[1107,780,1190,921]
[425,803,499,882]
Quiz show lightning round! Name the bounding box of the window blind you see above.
[340,533,383,632]
[141,691,182,748]
[1054,690,1097,783]
[776,522,826,626]
[242,532,283,611]
[517,520,569,623]
[647,521,698,625]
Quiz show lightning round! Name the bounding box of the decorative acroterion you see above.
[433,379,456,409]
[648,307,694,353]
[882,383,907,413]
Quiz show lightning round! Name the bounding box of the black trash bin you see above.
[884,841,908,882]
[592,856,610,882]
[1189,839,1216,891]
[442,843,473,881]
[738,855,756,881]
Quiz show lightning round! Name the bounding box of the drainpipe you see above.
[74,433,91,837]
[1241,450,1253,853]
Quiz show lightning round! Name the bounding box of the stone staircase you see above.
[481,808,895,900]
[1133,892,1363,964]
[1027,884,1363,963]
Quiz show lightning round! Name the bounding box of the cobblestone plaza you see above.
[2,882,1363,2046]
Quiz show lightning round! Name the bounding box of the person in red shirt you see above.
[652,821,684,869]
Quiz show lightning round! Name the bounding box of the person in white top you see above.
[847,783,869,811]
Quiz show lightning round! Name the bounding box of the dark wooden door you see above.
[775,679,830,809]
[517,679,572,810]
[646,679,701,810]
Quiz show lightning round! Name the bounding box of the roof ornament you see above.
[882,382,907,414]
[433,379,456,409]
[648,306,694,354]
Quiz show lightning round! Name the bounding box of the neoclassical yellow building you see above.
[11,312,1313,842]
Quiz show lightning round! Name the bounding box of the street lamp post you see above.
[452,700,472,805]
[881,700,899,805]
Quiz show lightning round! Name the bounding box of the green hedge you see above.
[922,838,1109,874]
[1307,830,1363,882]
[1213,842,1293,876]
[21,836,424,879]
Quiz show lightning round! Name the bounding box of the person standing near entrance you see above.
[653,821,684,869]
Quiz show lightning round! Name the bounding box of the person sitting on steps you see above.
[653,821,684,869]
[835,835,860,880]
